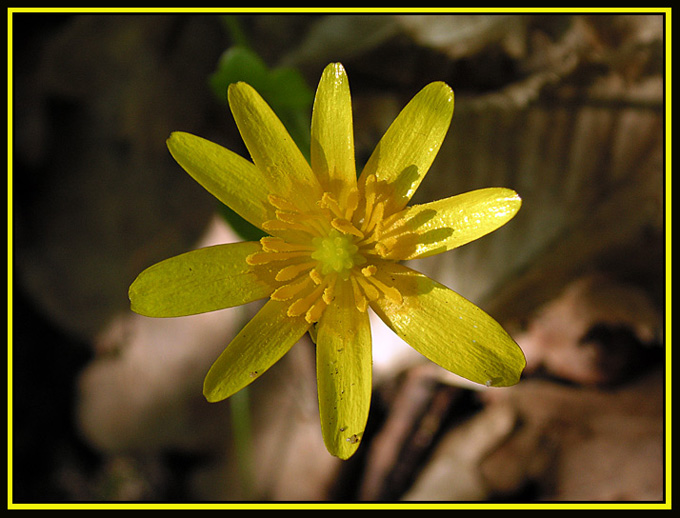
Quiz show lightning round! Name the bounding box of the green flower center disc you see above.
[312,230,366,277]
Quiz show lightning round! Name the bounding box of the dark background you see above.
[11,12,667,503]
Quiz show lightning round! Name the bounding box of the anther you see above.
[366,275,403,304]
[262,219,310,234]
[361,265,377,277]
[331,218,364,239]
[362,175,377,223]
[271,275,312,301]
[322,275,337,304]
[260,237,313,253]
[355,276,380,301]
[287,284,326,318]
[246,250,309,265]
[267,194,299,213]
[305,299,327,323]
[319,192,344,219]
[350,277,369,312]
[309,268,324,285]
[275,261,317,282]
[276,210,314,224]
[374,242,390,258]
[344,189,359,220]
[363,200,385,234]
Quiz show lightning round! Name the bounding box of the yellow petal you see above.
[359,82,454,214]
[129,242,278,317]
[370,263,525,387]
[316,280,372,459]
[379,188,522,260]
[228,82,323,212]
[203,299,311,402]
[311,63,357,206]
[166,132,274,230]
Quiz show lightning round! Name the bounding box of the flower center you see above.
[311,230,366,278]
[245,187,404,324]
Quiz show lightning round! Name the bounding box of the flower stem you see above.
[229,386,256,498]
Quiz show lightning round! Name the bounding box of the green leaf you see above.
[209,46,313,154]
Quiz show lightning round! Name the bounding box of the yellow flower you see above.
[129,63,525,459]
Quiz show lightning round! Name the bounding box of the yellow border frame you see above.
[6,6,672,511]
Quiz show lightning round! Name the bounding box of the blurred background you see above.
[11,12,667,503]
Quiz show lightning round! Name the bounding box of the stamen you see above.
[366,275,403,304]
[361,265,377,277]
[319,192,344,219]
[322,274,337,304]
[374,242,390,258]
[378,210,404,234]
[350,277,369,312]
[262,219,311,234]
[287,284,326,318]
[275,261,317,282]
[309,267,324,285]
[260,237,313,253]
[271,275,312,301]
[267,194,299,213]
[331,218,364,239]
[355,275,380,301]
[344,189,359,220]
[277,210,331,236]
[357,225,380,247]
[276,210,315,225]
[246,250,309,265]
[305,298,327,323]
[373,233,420,260]
[363,175,377,226]
[363,200,384,234]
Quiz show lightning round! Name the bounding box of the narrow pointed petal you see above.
[204,299,311,402]
[167,132,274,230]
[359,82,454,214]
[129,242,278,317]
[311,63,357,205]
[228,82,322,211]
[316,281,372,459]
[371,263,525,387]
[380,188,522,260]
